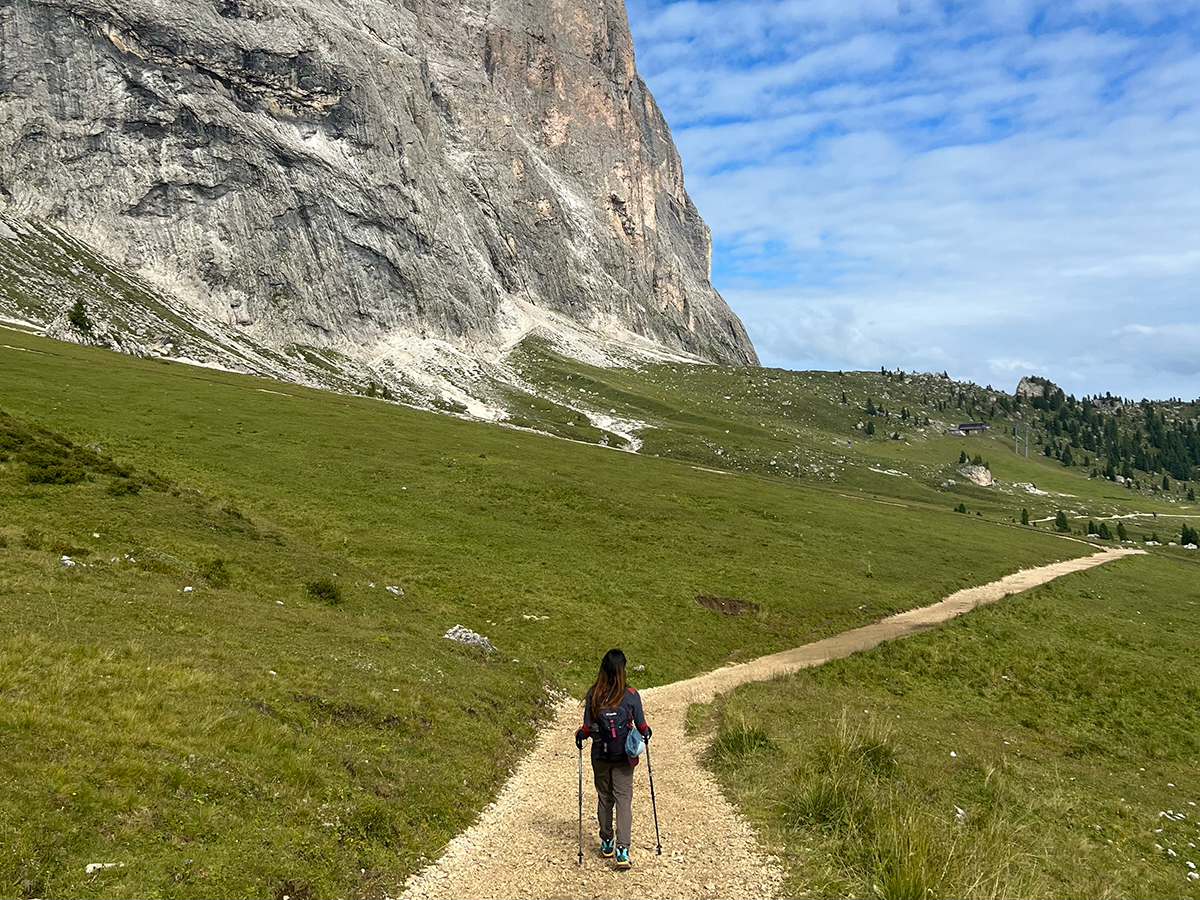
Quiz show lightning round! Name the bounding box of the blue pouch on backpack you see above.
[625,725,645,767]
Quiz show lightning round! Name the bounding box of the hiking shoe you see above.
[600,838,615,858]
[614,846,631,870]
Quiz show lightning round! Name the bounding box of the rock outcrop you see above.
[956,464,993,487]
[0,0,757,367]
[1016,376,1055,400]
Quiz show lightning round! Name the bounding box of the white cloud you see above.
[627,0,1200,399]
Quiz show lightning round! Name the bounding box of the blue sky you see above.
[624,0,1199,401]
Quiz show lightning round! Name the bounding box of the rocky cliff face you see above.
[0,0,758,367]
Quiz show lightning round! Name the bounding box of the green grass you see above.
[0,327,1109,897]
[698,553,1200,898]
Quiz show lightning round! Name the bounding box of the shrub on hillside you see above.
[106,478,141,496]
[23,449,88,484]
[200,558,232,588]
[306,578,342,605]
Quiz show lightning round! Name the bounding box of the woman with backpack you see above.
[574,648,652,870]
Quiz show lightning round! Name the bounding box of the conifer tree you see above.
[68,298,92,334]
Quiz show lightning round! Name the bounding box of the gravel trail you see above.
[400,547,1141,900]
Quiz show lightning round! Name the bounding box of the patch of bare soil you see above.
[694,595,756,616]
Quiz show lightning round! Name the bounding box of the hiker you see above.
[575,648,651,870]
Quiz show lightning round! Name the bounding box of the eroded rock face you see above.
[0,0,757,366]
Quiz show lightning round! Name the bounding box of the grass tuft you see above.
[710,715,777,763]
[199,557,231,588]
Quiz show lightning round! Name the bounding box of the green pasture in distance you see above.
[0,326,1100,898]
[698,553,1200,899]
[509,342,1196,528]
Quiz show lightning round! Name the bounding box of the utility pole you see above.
[1015,423,1032,456]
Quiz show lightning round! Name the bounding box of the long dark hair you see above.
[588,648,627,719]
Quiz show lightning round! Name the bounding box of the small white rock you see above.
[85,862,123,874]
[183,586,193,593]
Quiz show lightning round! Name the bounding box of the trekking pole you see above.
[577,743,584,866]
[644,739,662,855]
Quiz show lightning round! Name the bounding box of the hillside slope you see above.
[1,329,1108,898]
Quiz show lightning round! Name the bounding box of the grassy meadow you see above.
[0,323,1194,898]
[698,553,1200,898]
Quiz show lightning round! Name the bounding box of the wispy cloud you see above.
[627,0,1200,400]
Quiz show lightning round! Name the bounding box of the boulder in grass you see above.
[956,465,993,486]
[444,625,496,653]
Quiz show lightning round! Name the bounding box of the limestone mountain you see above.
[0,0,758,383]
